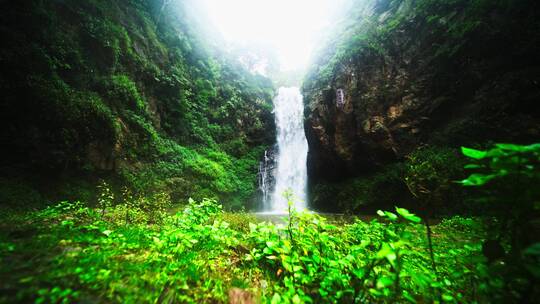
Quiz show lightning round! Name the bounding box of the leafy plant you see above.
[405,146,464,273]
[0,196,493,303]
[97,180,114,217]
[460,143,540,302]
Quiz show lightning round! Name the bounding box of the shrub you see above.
[310,163,407,212]
[404,146,465,215]
[460,143,540,302]
[103,75,147,113]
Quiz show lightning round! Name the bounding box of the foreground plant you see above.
[461,143,540,302]
[0,197,489,303]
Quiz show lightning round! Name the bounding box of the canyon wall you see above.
[303,0,540,211]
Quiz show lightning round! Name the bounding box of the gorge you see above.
[1,0,539,303]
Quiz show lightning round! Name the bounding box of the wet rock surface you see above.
[303,0,540,184]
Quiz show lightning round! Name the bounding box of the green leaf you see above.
[403,290,417,303]
[271,293,281,304]
[464,164,483,169]
[461,173,497,186]
[395,207,421,223]
[442,294,454,301]
[523,243,540,256]
[461,147,487,159]
[18,276,34,283]
[376,276,394,289]
[377,210,398,221]
[352,268,365,279]
[369,288,383,297]
[495,143,526,152]
[283,260,292,272]
[385,211,398,221]
[377,243,396,262]
[248,222,257,232]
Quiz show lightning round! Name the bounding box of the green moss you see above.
[102,75,147,113]
[305,0,525,89]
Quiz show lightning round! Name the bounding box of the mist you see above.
[199,0,350,74]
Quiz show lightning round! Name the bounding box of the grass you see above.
[0,200,488,303]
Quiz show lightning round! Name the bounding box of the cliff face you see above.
[0,0,275,208]
[303,0,540,193]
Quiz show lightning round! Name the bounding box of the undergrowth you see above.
[1,198,488,303]
[2,143,539,303]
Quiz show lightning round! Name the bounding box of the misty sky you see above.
[200,0,348,71]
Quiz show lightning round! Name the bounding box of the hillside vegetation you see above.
[302,0,540,212]
[0,0,275,209]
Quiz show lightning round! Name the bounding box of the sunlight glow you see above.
[201,0,346,71]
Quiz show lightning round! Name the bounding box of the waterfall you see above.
[258,150,271,207]
[265,87,309,213]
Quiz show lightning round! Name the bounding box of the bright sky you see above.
[201,0,346,71]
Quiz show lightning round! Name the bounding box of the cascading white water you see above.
[266,87,309,213]
[258,150,271,206]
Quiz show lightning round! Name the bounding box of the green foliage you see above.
[103,75,147,113]
[118,142,265,209]
[97,180,114,217]
[461,143,540,186]
[460,142,540,302]
[310,163,407,212]
[0,178,43,209]
[240,203,485,303]
[221,210,257,233]
[1,0,275,207]
[404,146,465,213]
[0,199,237,303]
[304,0,536,102]
[0,192,491,304]
[294,142,539,302]
[95,181,173,225]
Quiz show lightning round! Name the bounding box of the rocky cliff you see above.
[0,0,275,208]
[303,0,540,211]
